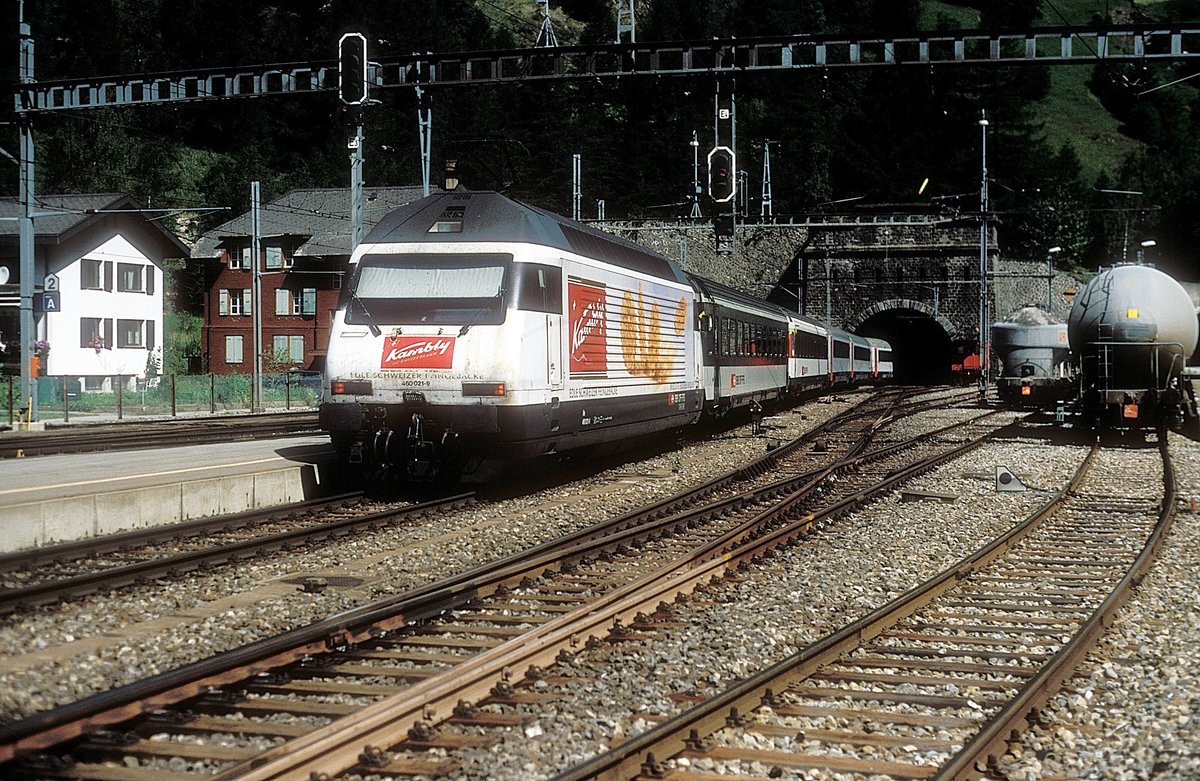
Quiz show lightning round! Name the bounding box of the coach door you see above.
[547,312,563,389]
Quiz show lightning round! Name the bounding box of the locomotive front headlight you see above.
[332,379,373,395]
[462,382,507,397]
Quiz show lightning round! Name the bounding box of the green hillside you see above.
[921,0,1157,184]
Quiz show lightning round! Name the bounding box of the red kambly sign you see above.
[569,281,607,375]
[381,336,455,369]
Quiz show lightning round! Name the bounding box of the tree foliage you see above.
[2,0,1198,279]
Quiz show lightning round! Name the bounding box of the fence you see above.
[4,371,323,424]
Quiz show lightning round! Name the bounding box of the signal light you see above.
[707,146,736,203]
[338,33,368,105]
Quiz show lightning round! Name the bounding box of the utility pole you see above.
[417,88,432,197]
[251,181,263,412]
[572,153,581,220]
[760,140,775,222]
[615,0,636,43]
[978,109,990,395]
[16,0,36,423]
[349,109,364,247]
[536,0,558,47]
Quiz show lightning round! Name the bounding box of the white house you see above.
[0,193,190,391]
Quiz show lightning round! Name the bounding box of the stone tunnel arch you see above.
[848,299,959,383]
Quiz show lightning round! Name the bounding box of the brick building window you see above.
[272,334,304,363]
[226,335,244,363]
[219,289,252,316]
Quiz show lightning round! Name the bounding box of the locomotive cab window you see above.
[510,263,562,314]
[347,252,512,326]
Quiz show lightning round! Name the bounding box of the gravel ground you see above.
[0,393,878,723]
[395,436,1095,780]
[4,398,1184,780]
[989,433,1200,781]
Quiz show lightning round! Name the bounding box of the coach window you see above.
[511,263,562,314]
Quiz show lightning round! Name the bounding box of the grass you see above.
[1039,67,1143,184]
[915,1,1149,183]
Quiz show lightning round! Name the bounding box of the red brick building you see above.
[192,187,422,373]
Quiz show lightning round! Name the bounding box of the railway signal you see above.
[338,33,368,105]
[708,146,736,203]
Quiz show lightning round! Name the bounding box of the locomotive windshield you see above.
[347,252,511,325]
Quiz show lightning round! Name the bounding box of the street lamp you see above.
[1136,239,1156,263]
[1046,246,1062,311]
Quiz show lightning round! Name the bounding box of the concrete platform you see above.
[0,435,339,553]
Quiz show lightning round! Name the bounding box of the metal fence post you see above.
[61,375,68,422]
[7,375,13,425]
[209,373,215,415]
[171,374,177,417]
[116,374,123,420]
[286,372,292,410]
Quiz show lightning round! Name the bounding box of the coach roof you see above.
[362,190,689,285]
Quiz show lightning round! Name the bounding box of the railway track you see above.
[558,441,1173,780]
[0,492,472,615]
[0,388,1001,779]
[0,387,970,616]
[0,411,319,459]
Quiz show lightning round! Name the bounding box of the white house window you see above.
[80,317,101,347]
[230,247,248,270]
[273,334,304,363]
[117,263,143,292]
[333,273,342,290]
[80,317,112,349]
[226,335,244,364]
[275,288,292,316]
[117,319,144,348]
[81,259,112,290]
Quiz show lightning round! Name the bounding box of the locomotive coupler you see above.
[407,413,438,478]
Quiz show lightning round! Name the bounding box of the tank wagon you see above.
[991,306,1072,405]
[1067,263,1198,432]
[320,191,892,479]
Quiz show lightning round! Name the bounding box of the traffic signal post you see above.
[708,145,736,254]
[340,33,368,249]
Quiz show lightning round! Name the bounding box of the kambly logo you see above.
[569,282,608,375]
[381,336,455,369]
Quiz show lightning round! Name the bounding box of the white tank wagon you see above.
[1067,263,1199,431]
[991,306,1071,404]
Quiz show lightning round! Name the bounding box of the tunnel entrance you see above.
[856,308,955,384]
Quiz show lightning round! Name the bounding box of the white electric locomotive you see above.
[321,191,703,477]
[320,191,893,479]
